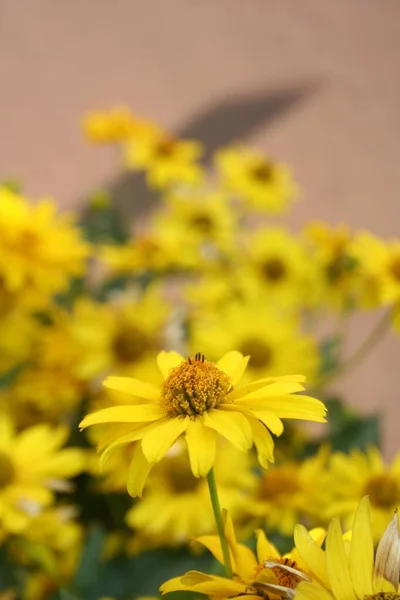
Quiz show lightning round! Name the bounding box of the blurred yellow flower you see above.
[215,146,298,213]
[82,107,159,144]
[324,448,400,539]
[190,299,319,383]
[244,228,315,307]
[0,413,87,537]
[125,129,204,190]
[246,447,330,537]
[0,186,89,307]
[80,350,326,497]
[126,440,256,547]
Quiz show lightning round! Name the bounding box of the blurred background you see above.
[1,0,399,456]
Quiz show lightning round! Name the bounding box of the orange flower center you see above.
[161,353,232,417]
[365,474,400,509]
[0,452,15,489]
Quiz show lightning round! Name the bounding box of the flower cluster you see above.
[0,107,399,600]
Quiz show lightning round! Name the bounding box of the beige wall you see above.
[1,0,400,455]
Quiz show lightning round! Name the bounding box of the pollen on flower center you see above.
[365,594,400,600]
[161,353,232,417]
[264,557,306,589]
[0,451,15,489]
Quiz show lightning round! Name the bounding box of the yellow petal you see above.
[196,535,236,571]
[141,416,189,463]
[103,376,159,402]
[350,497,373,598]
[156,350,184,380]
[99,423,155,467]
[223,510,257,581]
[245,394,327,422]
[294,524,329,587]
[296,582,335,600]
[248,418,275,468]
[203,409,252,451]
[217,351,249,385]
[185,418,216,477]
[256,529,280,561]
[326,519,357,600]
[244,407,284,436]
[160,575,191,593]
[229,374,306,400]
[127,443,153,498]
[180,571,245,594]
[233,381,306,401]
[79,404,165,429]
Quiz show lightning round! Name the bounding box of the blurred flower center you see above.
[164,457,199,493]
[389,257,400,281]
[239,338,273,369]
[365,595,400,600]
[14,230,39,257]
[260,468,299,499]
[261,258,287,282]
[112,326,153,364]
[161,353,232,417]
[190,214,214,235]
[0,452,15,488]
[365,474,400,508]
[251,162,274,182]
[154,138,176,158]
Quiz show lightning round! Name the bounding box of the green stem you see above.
[206,468,233,578]
[317,308,392,389]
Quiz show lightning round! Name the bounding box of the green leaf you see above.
[79,191,128,245]
[71,525,105,597]
[329,414,381,452]
[318,337,341,378]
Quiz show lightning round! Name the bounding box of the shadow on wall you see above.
[82,82,320,225]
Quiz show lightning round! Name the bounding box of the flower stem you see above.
[317,308,392,389]
[206,468,233,578]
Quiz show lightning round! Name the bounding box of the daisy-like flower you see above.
[160,510,325,598]
[79,351,326,497]
[324,448,400,539]
[294,496,400,600]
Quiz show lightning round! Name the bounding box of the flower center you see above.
[260,468,299,500]
[0,451,15,489]
[261,258,287,282]
[252,162,274,182]
[365,594,400,600]
[365,475,400,509]
[389,257,400,281]
[269,558,304,589]
[164,454,200,493]
[112,325,154,364]
[190,214,214,235]
[161,353,232,417]
[154,138,176,158]
[239,338,273,369]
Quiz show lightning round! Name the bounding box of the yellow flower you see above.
[124,129,204,190]
[160,511,324,598]
[126,440,257,548]
[294,496,400,600]
[0,186,89,307]
[100,227,198,275]
[324,448,400,539]
[190,299,320,384]
[153,189,237,254]
[67,290,168,379]
[0,413,87,536]
[303,222,360,310]
[351,232,400,307]
[246,447,330,537]
[243,228,316,307]
[82,107,159,144]
[0,308,38,377]
[215,146,298,213]
[80,350,326,497]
